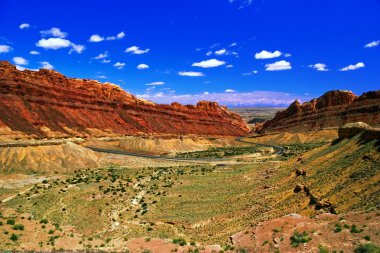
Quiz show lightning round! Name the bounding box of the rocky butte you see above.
[0,61,249,139]
[257,90,380,133]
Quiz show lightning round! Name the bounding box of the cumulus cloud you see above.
[19,23,30,29]
[113,62,126,69]
[178,71,205,77]
[125,46,150,54]
[101,59,111,63]
[36,38,71,49]
[226,64,233,68]
[0,45,12,53]
[69,43,85,54]
[117,32,125,39]
[215,49,226,55]
[103,32,126,41]
[94,51,109,59]
[255,50,282,59]
[89,34,104,42]
[13,57,28,65]
[225,89,235,93]
[192,59,225,68]
[364,40,379,48]
[40,27,68,38]
[29,50,40,55]
[265,60,292,71]
[137,64,149,70]
[339,62,365,71]
[146,81,164,86]
[36,38,84,53]
[206,51,212,56]
[40,61,54,70]
[309,63,328,71]
[137,90,307,107]
[230,42,237,47]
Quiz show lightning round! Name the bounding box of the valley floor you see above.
[0,132,379,252]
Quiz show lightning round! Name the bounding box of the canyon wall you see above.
[0,61,249,139]
[259,90,380,133]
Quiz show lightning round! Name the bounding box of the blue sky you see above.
[0,0,379,106]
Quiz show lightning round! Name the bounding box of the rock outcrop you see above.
[338,122,380,140]
[0,61,249,139]
[258,90,380,133]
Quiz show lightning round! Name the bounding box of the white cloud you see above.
[94,51,109,59]
[70,43,85,54]
[96,75,107,79]
[215,49,226,55]
[0,45,12,53]
[36,38,83,53]
[265,60,292,71]
[255,50,282,59]
[36,38,71,49]
[106,32,125,41]
[178,71,204,77]
[13,57,28,65]
[230,42,237,47]
[309,63,328,71]
[137,64,149,70]
[29,50,40,55]
[206,51,212,56]
[242,70,258,75]
[364,40,380,48]
[137,90,306,107]
[40,27,68,38]
[113,62,126,69]
[226,64,233,68]
[117,32,125,39]
[339,62,365,71]
[19,23,30,29]
[89,34,104,42]
[225,89,235,93]
[146,81,164,86]
[284,53,292,57]
[101,59,111,63]
[192,59,225,68]
[40,61,54,70]
[125,46,150,54]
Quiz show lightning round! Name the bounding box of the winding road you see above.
[85,136,285,163]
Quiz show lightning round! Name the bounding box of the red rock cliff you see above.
[0,61,249,139]
[258,90,380,133]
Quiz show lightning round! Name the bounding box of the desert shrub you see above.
[364,235,371,241]
[6,219,15,225]
[354,243,380,253]
[12,224,24,230]
[10,234,18,241]
[48,229,54,234]
[40,219,48,224]
[350,224,363,233]
[173,237,187,246]
[318,244,329,253]
[334,223,342,233]
[290,231,312,247]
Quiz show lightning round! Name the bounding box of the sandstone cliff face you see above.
[259,90,380,133]
[0,61,249,139]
